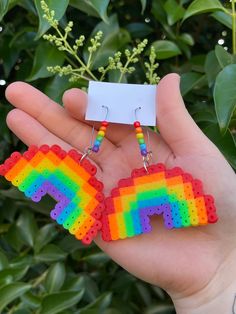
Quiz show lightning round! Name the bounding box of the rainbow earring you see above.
[0,106,110,245]
[101,107,218,241]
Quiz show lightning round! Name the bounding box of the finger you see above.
[7,109,102,175]
[157,73,216,156]
[63,88,134,145]
[7,109,72,150]
[5,82,115,165]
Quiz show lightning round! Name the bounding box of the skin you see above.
[5,73,236,313]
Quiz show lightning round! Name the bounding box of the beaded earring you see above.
[100,107,218,242]
[91,105,109,153]
[0,106,110,245]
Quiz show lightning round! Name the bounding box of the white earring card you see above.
[86,81,156,126]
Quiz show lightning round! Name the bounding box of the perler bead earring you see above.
[0,106,111,245]
[0,145,105,244]
[91,105,109,153]
[100,107,218,241]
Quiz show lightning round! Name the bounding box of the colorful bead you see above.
[92,121,109,153]
[136,133,144,139]
[133,120,148,158]
[92,145,99,152]
[0,145,104,245]
[134,121,140,128]
[135,127,143,133]
[101,163,218,241]
[102,121,108,127]
[138,138,145,144]
[141,149,147,156]
[140,144,147,150]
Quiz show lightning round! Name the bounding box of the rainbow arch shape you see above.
[0,145,105,244]
[101,163,218,241]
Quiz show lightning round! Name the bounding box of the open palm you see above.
[5,73,236,307]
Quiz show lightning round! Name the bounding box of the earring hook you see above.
[80,105,109,163]
[102,105,109,121]
[135,106,141,121]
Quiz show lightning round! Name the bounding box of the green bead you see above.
[138,138,145,144]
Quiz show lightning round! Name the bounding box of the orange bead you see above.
[100,126,106,132]
[135,127,143,133]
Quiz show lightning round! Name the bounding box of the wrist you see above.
[171,250,236,314]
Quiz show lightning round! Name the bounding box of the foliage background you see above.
[0,0,236,313]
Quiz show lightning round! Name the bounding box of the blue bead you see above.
[94,140,101,146]
[139,144,147,150]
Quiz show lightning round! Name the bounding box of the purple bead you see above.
[141,149,147,156]
[92,145,99,152]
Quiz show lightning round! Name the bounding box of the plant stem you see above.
[232,0,236,54]
[118,52,136,83]
[55,26,98,81]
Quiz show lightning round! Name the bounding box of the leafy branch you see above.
[40,0,160,85]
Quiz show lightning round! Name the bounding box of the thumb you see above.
[156,73,213,156]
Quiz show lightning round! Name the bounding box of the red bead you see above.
[39,145,50,153]
[102,121,108,127]
[134,121,140,128]
[51,145,61,154]
[10,152,22,162]
[0,165,7,176]
[95,192,104,202]
[68,149,78,159]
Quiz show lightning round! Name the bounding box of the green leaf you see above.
[178,33,194,46]
[125,23,153,38]
[203,123,236,168]
[0,0,9,21]
[78,293,112,313]
[214,64,236,133]
[0,35,20,76]
[211,11,232,29]
[35,244,67,263]
[0,265,29,283]
[4,224,24,252]
[34,224,57,253]
[10,29,37,51]
[204,50,221,87]
[34,0,69,39]
[183,0,226,21]
[215,45,236,68]
[44,75,78,104]
[151,1,167,25]
[0,250,8,271]
[164,0,185,25]
[152,40,181,59]
[70,0,110,23]
[0,282,31,312]
[40,290,84,314]
[21,291,41,309]
[180,72,204,96]
[145,304,175,314]
[27,41,64,81]
[16,211,38,247]
[140,0,147,14]
[45,262,66,293]
[82,252,110,266]
[190,102,217,124]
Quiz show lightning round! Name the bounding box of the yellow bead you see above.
[98,130,105,137]
[136,133,144,139]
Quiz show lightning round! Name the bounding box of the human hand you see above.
[5,74,236,313]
